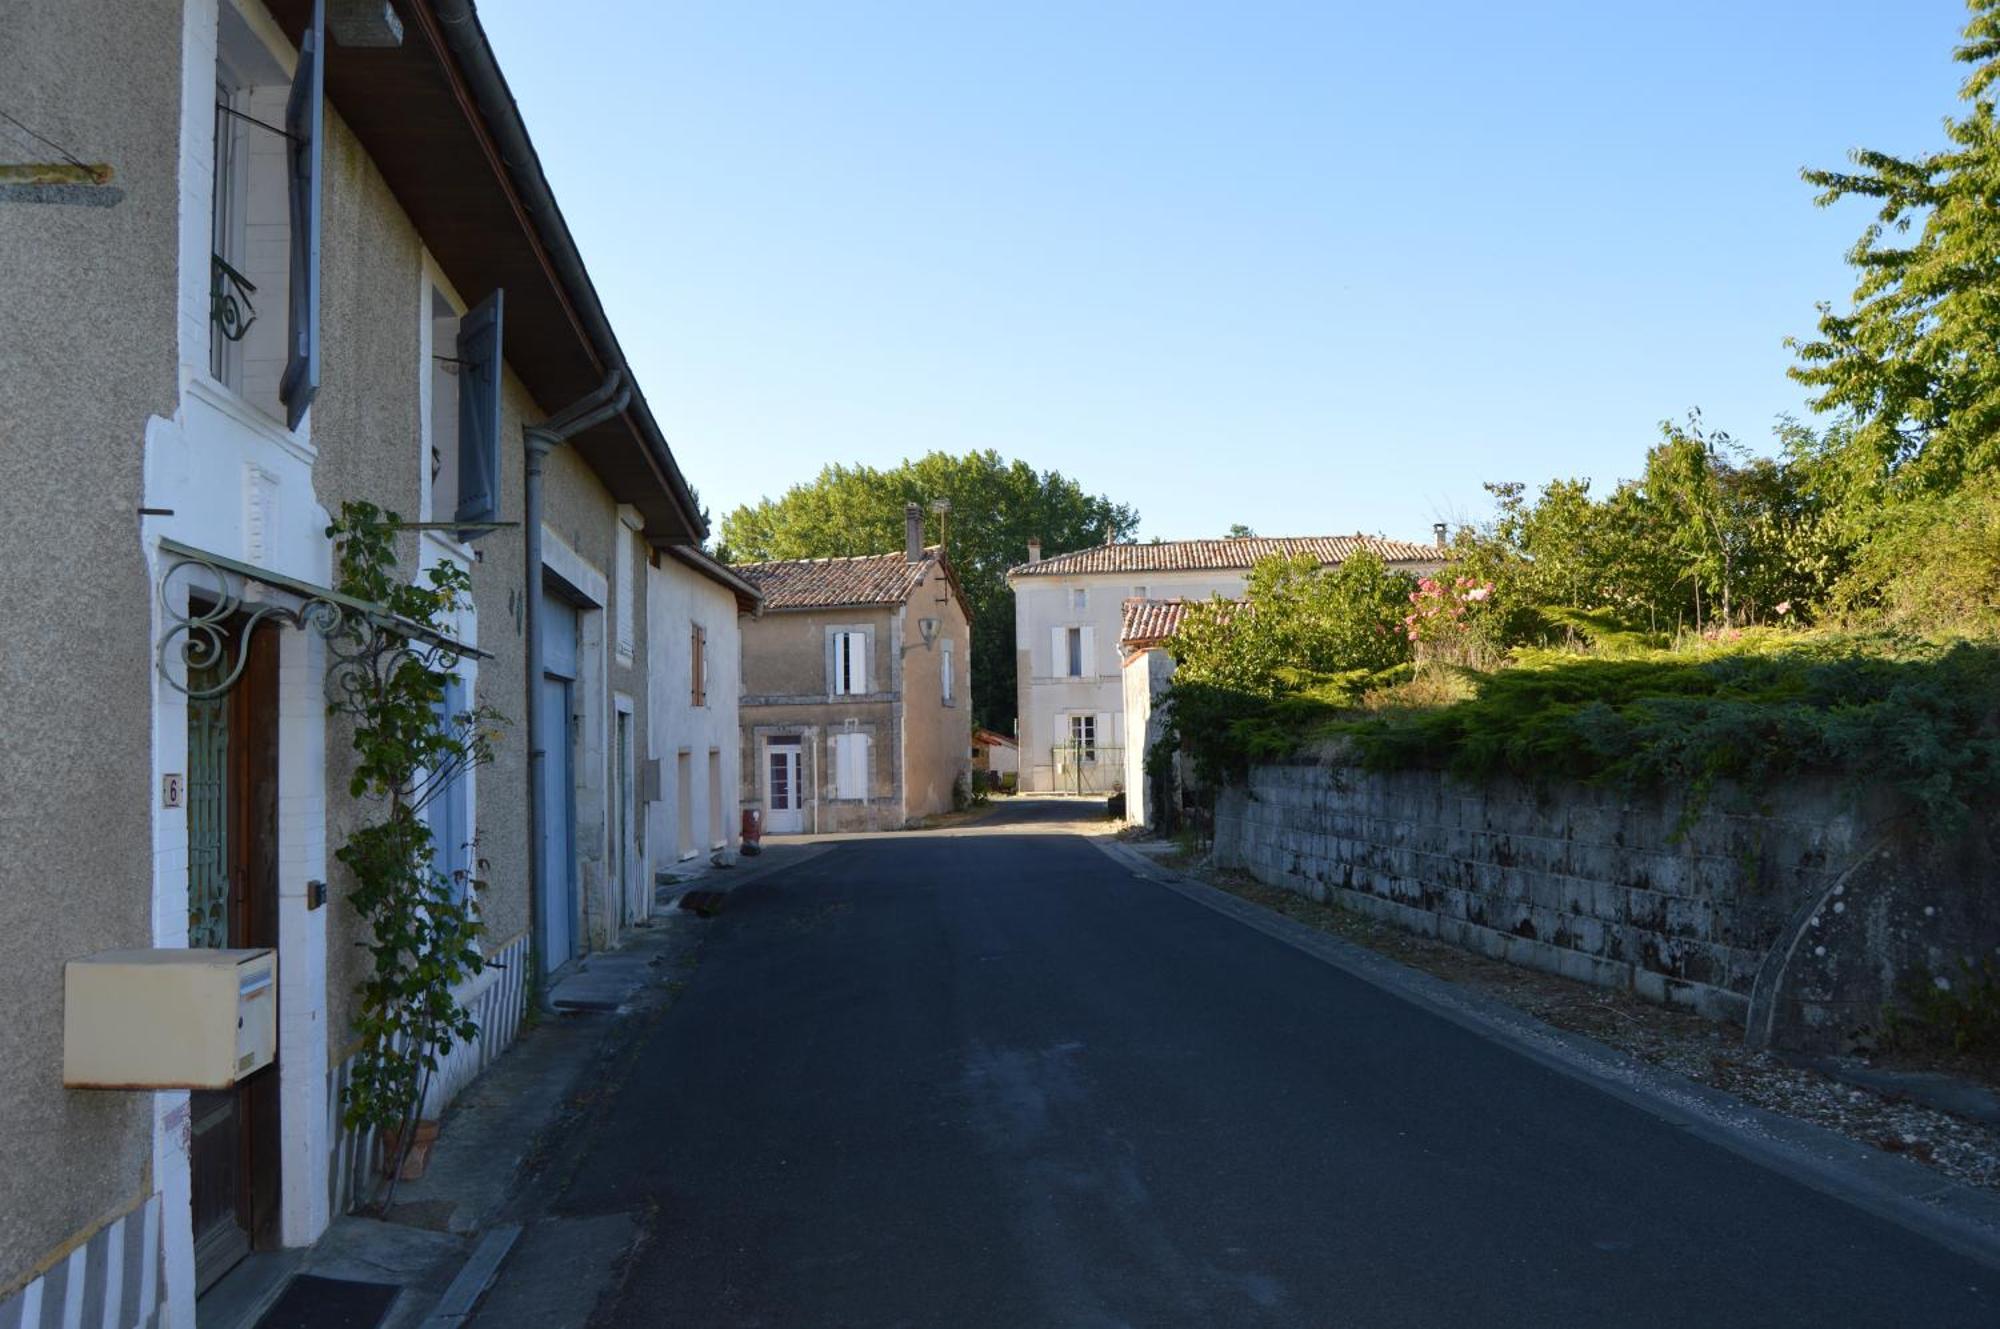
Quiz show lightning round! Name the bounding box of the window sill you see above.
[185,372,314,464]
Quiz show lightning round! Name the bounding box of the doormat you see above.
[679,890,727,917]
[252,1275,400,1329]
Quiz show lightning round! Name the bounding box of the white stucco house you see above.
[1007,535,1443,795]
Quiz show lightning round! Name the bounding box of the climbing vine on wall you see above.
[324,501,502,1162]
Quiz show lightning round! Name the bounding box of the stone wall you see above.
[1213,751,2000,1052]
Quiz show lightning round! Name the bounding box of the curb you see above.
[1091,835,2000,1272]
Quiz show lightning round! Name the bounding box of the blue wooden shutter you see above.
[280,0,324,431]
[454,289,504,537]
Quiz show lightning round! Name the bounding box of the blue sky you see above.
[479,1,1970,546]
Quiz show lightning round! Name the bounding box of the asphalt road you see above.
[534,801,1997,1327]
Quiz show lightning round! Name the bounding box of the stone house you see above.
[0,1,741,1322]
[1006,535,1442,794]
[735,507,973,834]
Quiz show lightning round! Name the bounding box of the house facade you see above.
[1007,536,1443,793]
[736,507,973,834]
[0,2,732,1323]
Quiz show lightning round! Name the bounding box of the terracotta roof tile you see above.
[1010,534,1441,578]
[732,547,945,611]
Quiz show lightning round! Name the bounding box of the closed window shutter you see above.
[1096,712,1113,758]
[279,0,325,431]
[832,633,849,695]
[454,289,505,536]
[1080,626,1096,678]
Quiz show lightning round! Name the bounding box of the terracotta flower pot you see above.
[380,1118,441,1181]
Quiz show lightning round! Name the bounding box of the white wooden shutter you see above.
[852,631,868,694]
[1080,627,1096,679]
[834,732,870,799]
[1096,712,1113,758]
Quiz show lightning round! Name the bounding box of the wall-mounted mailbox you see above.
[63,948,276,1089]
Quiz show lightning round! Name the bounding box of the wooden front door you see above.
[186,620,282,1293]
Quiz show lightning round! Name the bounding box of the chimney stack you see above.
[1432,521,1448,549]
[905,502,925,562]
[1026,538,1042,564]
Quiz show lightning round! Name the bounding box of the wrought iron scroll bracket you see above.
[157,546,477,703]
[211,253,257,343]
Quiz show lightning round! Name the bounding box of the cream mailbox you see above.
[63,949,277,1089]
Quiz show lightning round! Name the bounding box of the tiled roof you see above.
[1009,535,1441,578]
[1121,598,1192,648]
[1120,597,1237,649]
[731,547,947,611]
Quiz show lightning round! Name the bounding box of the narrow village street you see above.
[470,801,1997,1328]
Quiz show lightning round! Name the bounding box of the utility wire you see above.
[0,105,92,172]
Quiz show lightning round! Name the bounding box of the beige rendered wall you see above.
[740,605,905,832]
[898,589,973,821]
[0,0,184,1293]
[307,101,638,1038]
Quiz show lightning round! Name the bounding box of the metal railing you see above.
[1049,743,1124,795]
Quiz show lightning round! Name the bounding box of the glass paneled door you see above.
[185,620,282,1294]
[766,739,804,834]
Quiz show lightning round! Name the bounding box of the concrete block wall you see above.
[1213,753,2000,1050]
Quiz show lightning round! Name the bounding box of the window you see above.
[941,639,955,704]
[1133,585,1147,600]
[1071,587,1089,612]
[833,731,871,800]
[426,284,461,515]
[1054,625,1094,678]
[1068,713,1097,763]
[690,622,708,706]
[208,1,322,428]
[832,630,868,696]
[421,281,503,540]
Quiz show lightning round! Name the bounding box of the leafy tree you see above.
[1158,553,1416,785]
[1787,0,2000,497]
[718,451,1138,730]
[1226,523,1257,538]
[1172,552,1413,697]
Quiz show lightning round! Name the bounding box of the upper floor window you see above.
[691,622,709,707]
[427,284,462,516]
[208,0,322,430]
[1133,585,1147,599]
[1070,587,1088,612]
[1056,625,1094,678]
[832,629,868,696]
[423,282,503,540]
[941,638,955,704]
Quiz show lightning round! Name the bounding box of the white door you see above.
[767,741,804,833]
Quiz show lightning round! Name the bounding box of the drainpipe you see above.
[524,371,627,1003]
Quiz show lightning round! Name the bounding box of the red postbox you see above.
[740,805,764,855]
